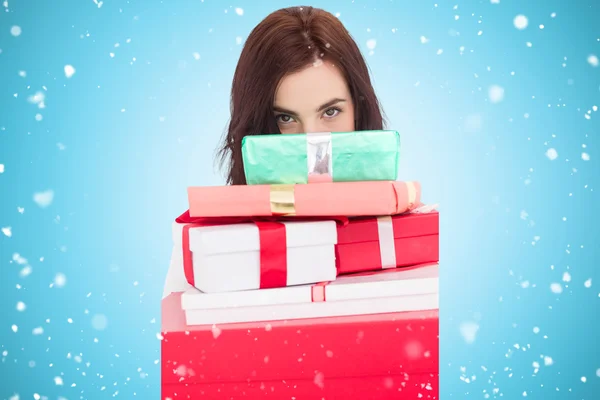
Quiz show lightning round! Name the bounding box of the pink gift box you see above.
[187,181,421,217]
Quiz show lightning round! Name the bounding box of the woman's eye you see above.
[276,114,294,124]
[323,108,340,118]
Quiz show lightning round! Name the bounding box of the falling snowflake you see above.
[33,190,54,208]
[460,322,480,344]
[546,148,558,160]
[211,324,222,339]
[550,283,563,294]
[588,55,599,67]
[64,65,76,78]
[488,85,505,103]
[2,226,11,237]
[235,7,243,16]
[513,15,529,30]
[53,273,67,288]
[10,25,21,36]
[313,371,325,389]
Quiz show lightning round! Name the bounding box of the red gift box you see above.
[336,211,439,275]
[161,292,439,399]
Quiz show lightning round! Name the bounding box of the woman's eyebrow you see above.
[272,106,298,116]
[273,98,347,116]
[316,98,346,112]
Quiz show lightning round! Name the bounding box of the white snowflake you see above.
[545,148,558,160]
[211,324,222,339]
[64,65,76,78]
[513,15,528,30]
[459,321,479,344]
[33,190,54,208]
[488,85,504,103]
[53,273,67,288]
[10,25,21,36]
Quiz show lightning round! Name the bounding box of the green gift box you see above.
[241,130,400,185]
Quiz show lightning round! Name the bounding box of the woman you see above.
[163,6,387,297]
[217,6,387,185]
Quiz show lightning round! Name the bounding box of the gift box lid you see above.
[173,220,337,255]
[337,210,438,244]
[181,263,438,311]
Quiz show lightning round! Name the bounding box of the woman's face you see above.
[273,60,355,134]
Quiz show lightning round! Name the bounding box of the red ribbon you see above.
[177,210,349,289]
[255,221,287,289]
[311,282,328,302]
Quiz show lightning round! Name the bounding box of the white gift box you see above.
[172,220,338,293]
[181,263,439,325]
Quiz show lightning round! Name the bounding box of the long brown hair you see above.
[216,6,386,185]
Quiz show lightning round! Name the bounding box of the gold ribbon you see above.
[270,184,296,215]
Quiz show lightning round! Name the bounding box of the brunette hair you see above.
[216,6,386,185]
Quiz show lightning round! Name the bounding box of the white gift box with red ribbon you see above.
[171,219,338,293]
[181,263,439,325]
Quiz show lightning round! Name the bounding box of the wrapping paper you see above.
[180,263,438,325]
[241,130,400,185]
[173,219,337,293]
[187,180,420,218]
[161,292,439,389]
[336,210,439,274]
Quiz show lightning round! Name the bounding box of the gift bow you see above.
[176,210,349,290]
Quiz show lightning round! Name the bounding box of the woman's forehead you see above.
[274,61,351,112]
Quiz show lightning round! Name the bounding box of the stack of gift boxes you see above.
[161,130,439,399]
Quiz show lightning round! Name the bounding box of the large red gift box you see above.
[161,292,439,399]
[336,211,439,275]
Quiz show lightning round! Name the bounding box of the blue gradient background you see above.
[1,0,599,398]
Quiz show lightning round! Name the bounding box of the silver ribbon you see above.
[306,132,333,183]
[376,216,397,269]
